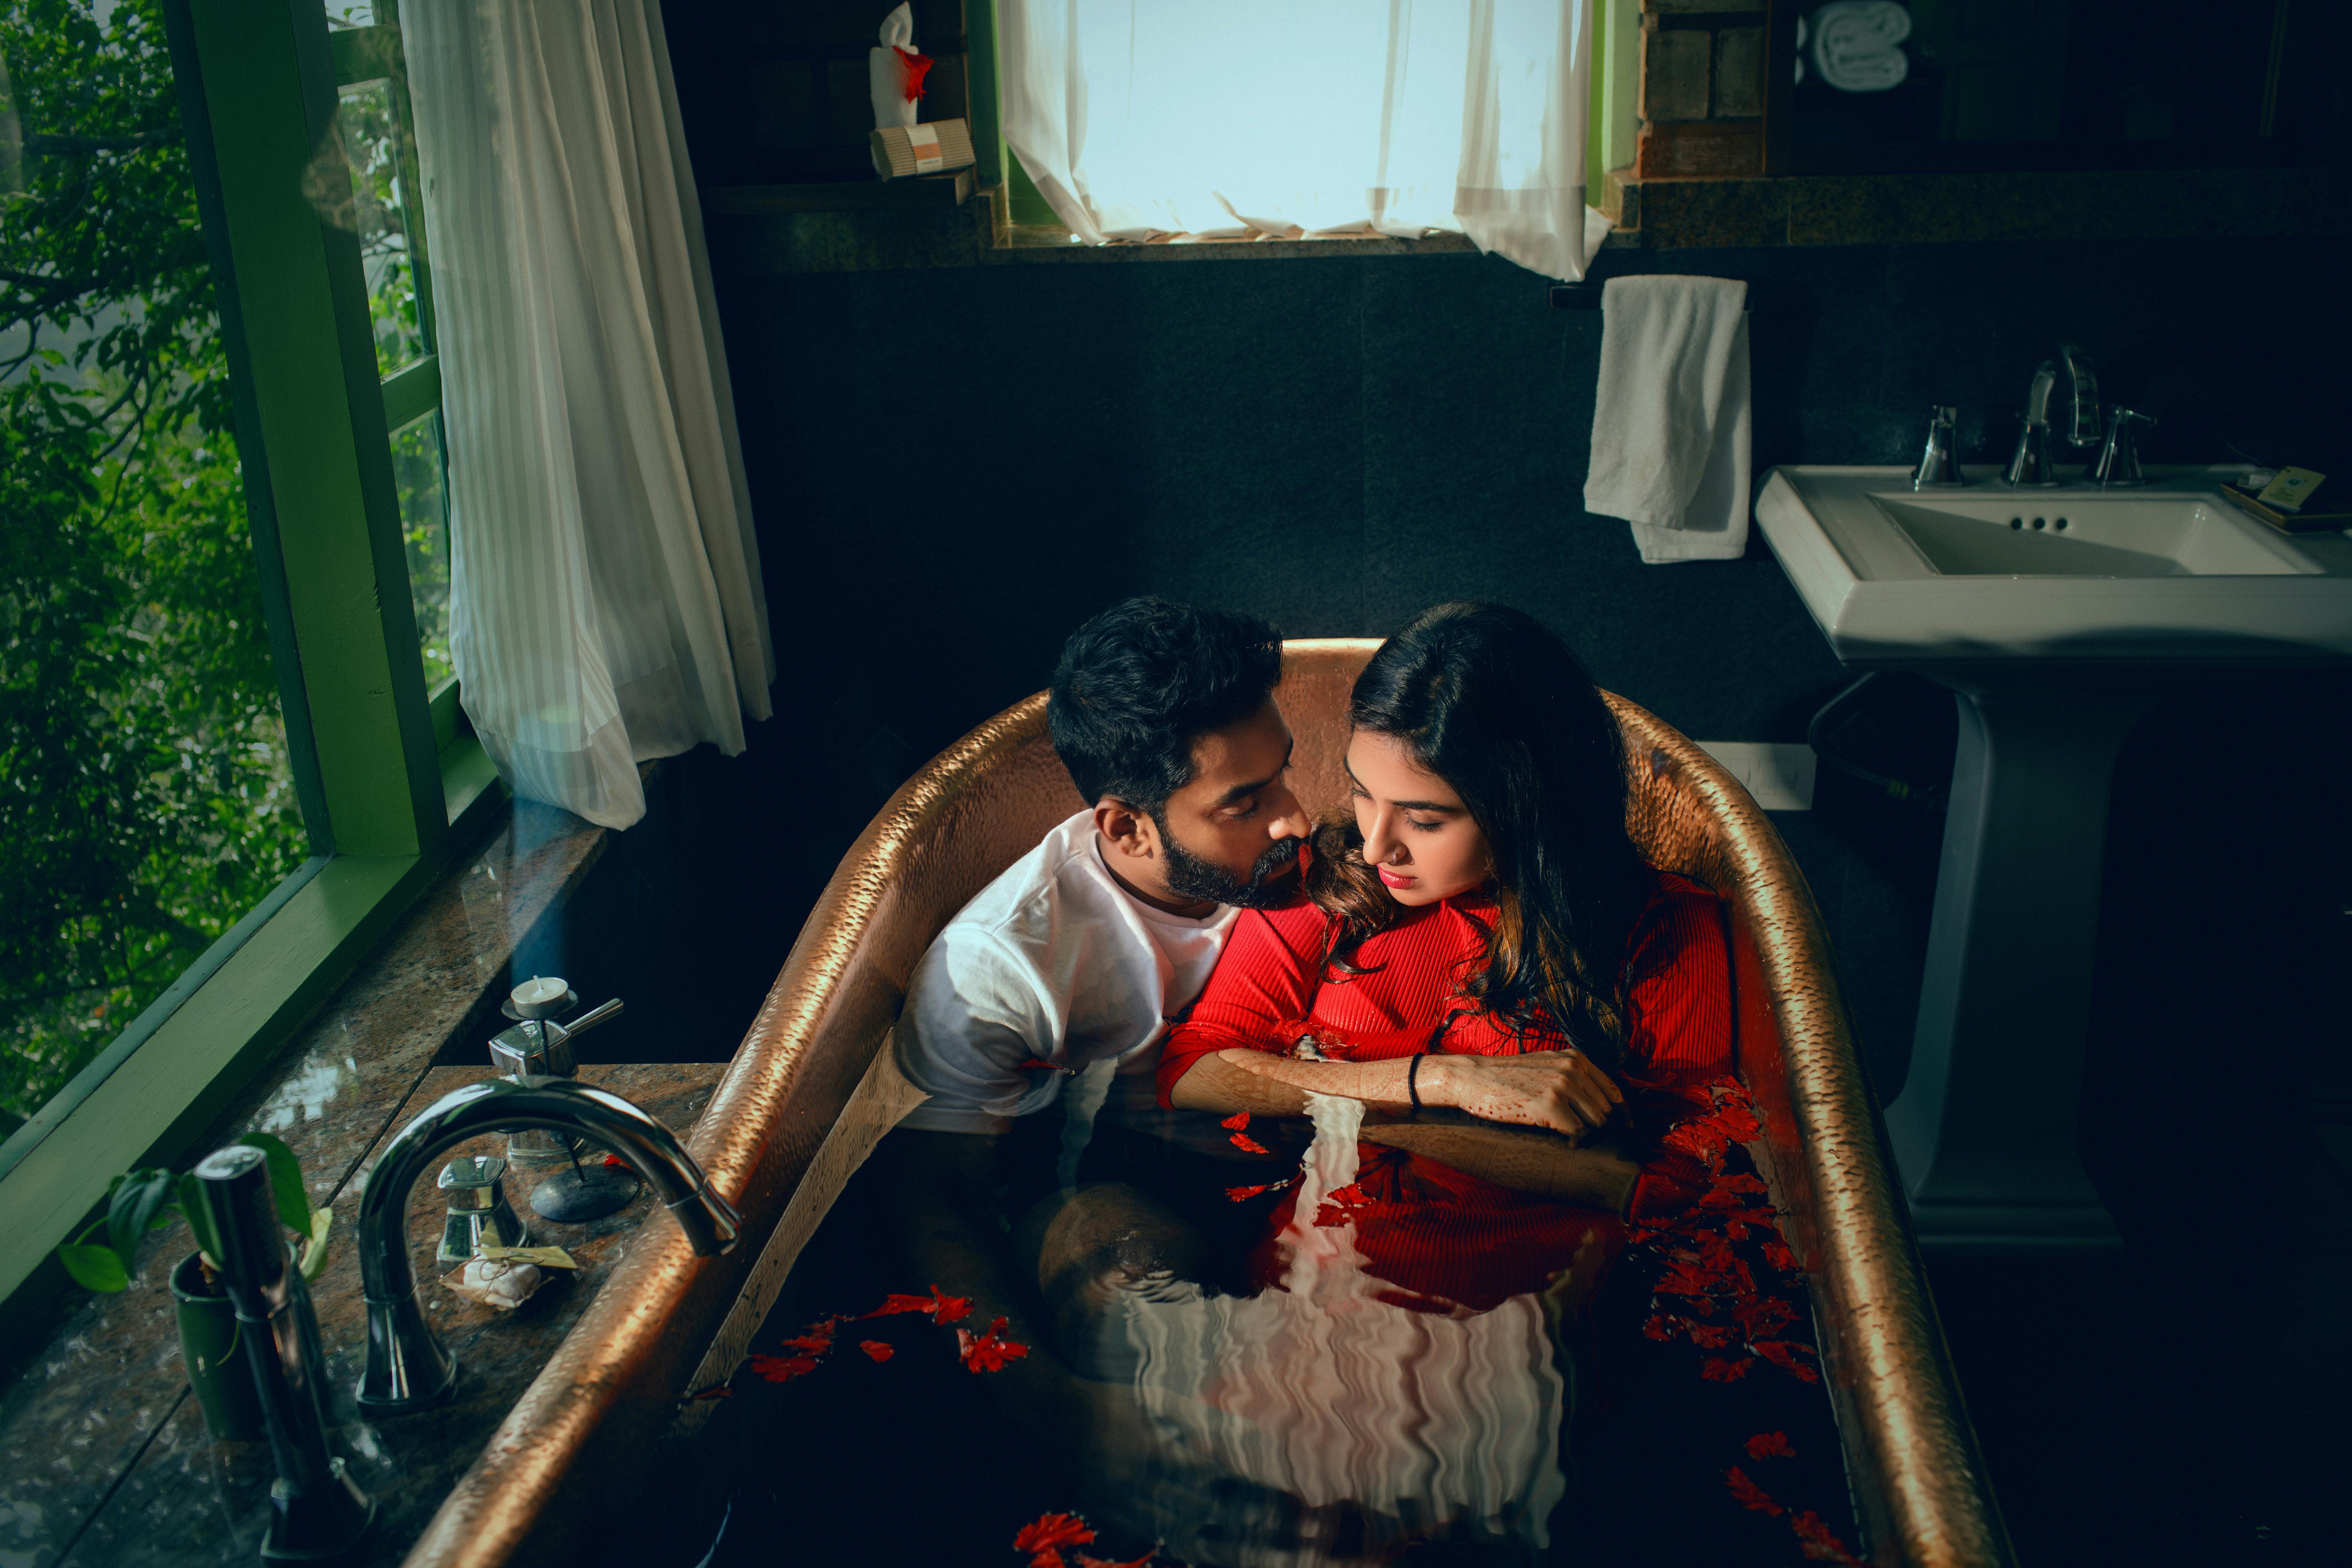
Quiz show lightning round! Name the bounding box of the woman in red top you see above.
[1157,601,1736,1311]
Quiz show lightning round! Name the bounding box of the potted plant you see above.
[54,1132,334,1443]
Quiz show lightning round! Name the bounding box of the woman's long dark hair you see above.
[1307,603,1656,1069]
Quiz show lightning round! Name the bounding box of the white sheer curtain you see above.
[1000,0,1610,281]
[405,0,773,829]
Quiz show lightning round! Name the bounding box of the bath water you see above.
[704,1094,1858,1568]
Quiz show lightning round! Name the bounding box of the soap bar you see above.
[2256,467,2325,513]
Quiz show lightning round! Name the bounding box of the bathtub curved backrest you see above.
[407,640,2011,1568]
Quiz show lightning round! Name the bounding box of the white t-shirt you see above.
[895,810,1236,1143]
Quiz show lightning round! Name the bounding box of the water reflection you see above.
[1093,1095,1567,1565]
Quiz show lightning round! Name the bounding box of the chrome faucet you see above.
[1911,404,1963,488]
[2005,343,2100,488]
[2087,407,2156,488]
[356,1076,740,1410]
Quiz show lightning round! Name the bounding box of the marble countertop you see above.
[0,802,728,1568]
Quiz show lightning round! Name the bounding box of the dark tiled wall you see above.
[708,234,2348,1105]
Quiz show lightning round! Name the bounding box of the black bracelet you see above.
[1407,1052,1428,1111]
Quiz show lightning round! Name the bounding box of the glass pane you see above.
[335,78,425,377]
[394,412,454,691]
[1,2,308,1132]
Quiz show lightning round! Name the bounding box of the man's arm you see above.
[867,1129,1098,1444]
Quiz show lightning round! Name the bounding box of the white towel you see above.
[1583,275,1752,564]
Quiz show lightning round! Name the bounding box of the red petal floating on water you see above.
[958,1317,1030,1373]
[1225,1180,1291,1202]
[602,1154,627,1169]
[1752,1340,1821,1382]
[1746,1430,1796,1460]
[779,1318,838,1354]
[1724,1465,1784,1516]
[1789,1509,1866,1564]
[926,1284,973,1323]
[858,1339,893,1363]
[684,1383,733,1402]
[1013,1510,1096,1567]
[1220,1112,1251,1131]
[744,1352,820,1383]
[1685,1321,1737,1349]
[1700,1356,1753,1382]
[866,1293,937,1318]
[1228,1132,1272,1154]
[1077,1552,1156,1568]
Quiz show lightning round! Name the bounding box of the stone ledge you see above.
[1606,165,2351,248]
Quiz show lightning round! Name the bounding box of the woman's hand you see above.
[1423,1051,1622,1140]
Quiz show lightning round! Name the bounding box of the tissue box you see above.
[870,118,976,180]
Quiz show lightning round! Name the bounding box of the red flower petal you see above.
[744,1352,820,1383]
[926,1284,973,1323]
[1220,1112,1251,1131]
[1700,1356,1754,1382]
[1228,1132,1272,1154]
[601,1153,627,1169]
[957,1317,1030,1373]
[858,1339,894,1363]
[1224,1180,1292,1202]
[1789,1510,1866,1565]
[1725,1465,1784,1516]
[1763,1239,1798,1273]
[1746,1431,1796,1460]
[1013,1510,1097,1563]
[1077,1552,1156,1568]
[1751,1340,1821,1382]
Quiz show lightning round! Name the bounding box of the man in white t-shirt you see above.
[876,599,1312,1381]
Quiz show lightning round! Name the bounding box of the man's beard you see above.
[1158,819,1305,910]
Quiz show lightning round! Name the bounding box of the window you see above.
[1,0,500,1314]
[327,5,455,695]
[0,0,308,1132]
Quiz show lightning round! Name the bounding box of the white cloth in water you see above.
[1584,274,1753,564]
[1101,1094,1571,1568]
[894,810,1236,1148]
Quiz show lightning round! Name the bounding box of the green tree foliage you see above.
[0,0,308,1129]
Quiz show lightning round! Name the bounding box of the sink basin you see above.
[1755,464,2352,1253]
[1755,465,2352,664]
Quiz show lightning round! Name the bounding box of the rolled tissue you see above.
[446,1255,544,1312]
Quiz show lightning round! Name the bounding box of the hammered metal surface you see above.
[405,641,2008,1568]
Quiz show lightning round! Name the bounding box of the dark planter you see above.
[170,1250,265,1442]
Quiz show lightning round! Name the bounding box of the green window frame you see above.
[0,0,503,1323]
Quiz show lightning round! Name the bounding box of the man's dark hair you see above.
[1049,599,1283,810]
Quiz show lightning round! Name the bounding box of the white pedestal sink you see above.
[1756,465,2352,1251]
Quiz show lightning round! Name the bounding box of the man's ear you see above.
[1093,798,1161,862]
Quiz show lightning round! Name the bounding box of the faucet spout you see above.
[356,1076,740,1410]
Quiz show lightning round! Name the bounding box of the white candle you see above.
[511,975,568,1011]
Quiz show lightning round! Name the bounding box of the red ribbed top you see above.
[1159,872,1736,1310]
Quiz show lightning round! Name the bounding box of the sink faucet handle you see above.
[2055,342,2101,447]
[1911,405,1964,489]
[2088,406,2155,489]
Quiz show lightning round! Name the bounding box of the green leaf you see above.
[297,1207,334,1282]
[57,1243,130,1293]
[236,1131,312,1238]
[176,1172,223,1271]
[106,1168,177,1276]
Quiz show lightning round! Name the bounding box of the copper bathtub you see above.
[406,640,2012,1568]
